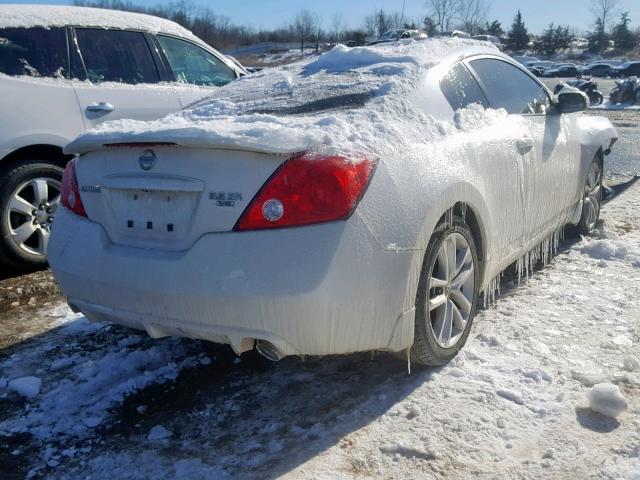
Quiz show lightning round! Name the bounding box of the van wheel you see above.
[0,160,64,270]
[411,218,479,366]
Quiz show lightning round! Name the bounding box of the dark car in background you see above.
[612,61,640,78]
[543,64,580,78]
[580,63,614,77]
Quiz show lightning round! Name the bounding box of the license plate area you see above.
[104,188,199,242]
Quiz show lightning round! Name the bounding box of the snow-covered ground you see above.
[0,178,638,478]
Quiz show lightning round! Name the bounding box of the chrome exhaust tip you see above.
[256,340,284,362]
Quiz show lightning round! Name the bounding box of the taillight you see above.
[60,159,87,218]
[234,153,376,231]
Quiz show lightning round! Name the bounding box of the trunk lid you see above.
[75,145,286,251]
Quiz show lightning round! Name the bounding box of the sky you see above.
[4,0,640,34]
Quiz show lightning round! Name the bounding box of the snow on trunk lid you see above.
[74,145,285,251]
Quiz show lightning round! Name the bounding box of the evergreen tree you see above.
[588,17,610,53]
[612,12,637,51]
[534,24,571,56]
[508,10,529,51]
[535,23,557,56]
[422,16,438,36]
[482,20,504,36]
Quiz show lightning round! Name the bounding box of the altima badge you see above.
[139,149,156,171]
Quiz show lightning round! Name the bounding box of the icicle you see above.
[406,347,411,375]
[461,203,467,223]
[370,350,375,361]
[446,207,454,229]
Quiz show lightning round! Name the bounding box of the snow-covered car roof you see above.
[66,39,500,156]
[0,4,198,40]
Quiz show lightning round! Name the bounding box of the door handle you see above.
[516,138,534,155]
[86,102,115,113]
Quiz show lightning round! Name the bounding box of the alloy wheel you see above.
[427,232,476,349]
[6,177,61,256]
[583,162,602,232]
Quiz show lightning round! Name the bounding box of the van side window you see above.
[157,35,236,87]
[75,29,159,84]
[0,27,68,78]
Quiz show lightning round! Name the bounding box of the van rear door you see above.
[71,28,182,129]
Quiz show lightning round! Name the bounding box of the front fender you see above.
[576,115,618,158]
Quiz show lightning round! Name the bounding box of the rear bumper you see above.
[49,208,417,357]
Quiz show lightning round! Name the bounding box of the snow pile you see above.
[454,102,508,131]
[303,43,417,74]
[8,376,41,398]
[65,39,498,156]
[0,5,197,40]
[579,226,640,266]
[147,425,173,441]
[622,355,640,372]
[586,383,628,418]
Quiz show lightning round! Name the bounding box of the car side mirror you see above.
[554,87,588,114]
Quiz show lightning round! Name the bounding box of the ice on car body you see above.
[50,39,618,360]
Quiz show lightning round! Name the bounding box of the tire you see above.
[0,160,64,270]
[591,92,603,106]
[411,217,479,366]
[622,90,635,105]
[609,91,620,104]
[571,159,603,237]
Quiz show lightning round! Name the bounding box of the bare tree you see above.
[590,0,620,31]
[363,9,403,38]
[457,0,488,35]
[330,13,346,43]
[427,0,461,32]
[292,9,319,52]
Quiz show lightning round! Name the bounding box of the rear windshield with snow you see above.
[0,27,68,78]
[187,70,379,117]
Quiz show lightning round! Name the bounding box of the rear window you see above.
[192,70,378,116]
[0,27,68,78]
[440,62,489,111]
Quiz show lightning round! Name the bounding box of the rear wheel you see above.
[411,218,479,366]
[0,160,63,269]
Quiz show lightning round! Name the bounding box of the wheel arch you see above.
[435,201,488,287]
[1,144,73,171]
[405,184,493,316]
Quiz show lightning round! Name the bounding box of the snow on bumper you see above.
[49,208,417,357]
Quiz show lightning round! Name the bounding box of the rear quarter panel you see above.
[0,76,84,155]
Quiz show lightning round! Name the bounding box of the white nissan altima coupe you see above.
[49,39,617,366]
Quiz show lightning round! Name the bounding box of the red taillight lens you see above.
[234,154,376,231]
[60,159,87,218]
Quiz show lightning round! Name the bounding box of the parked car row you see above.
[520,58,640,78]
[0,5,246,269]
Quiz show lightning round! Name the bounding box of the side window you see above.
[440,62,489,111]
[75,29,159,84]
[469,58,550,115]
[0,27,68,78]
[157,35,236,87]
